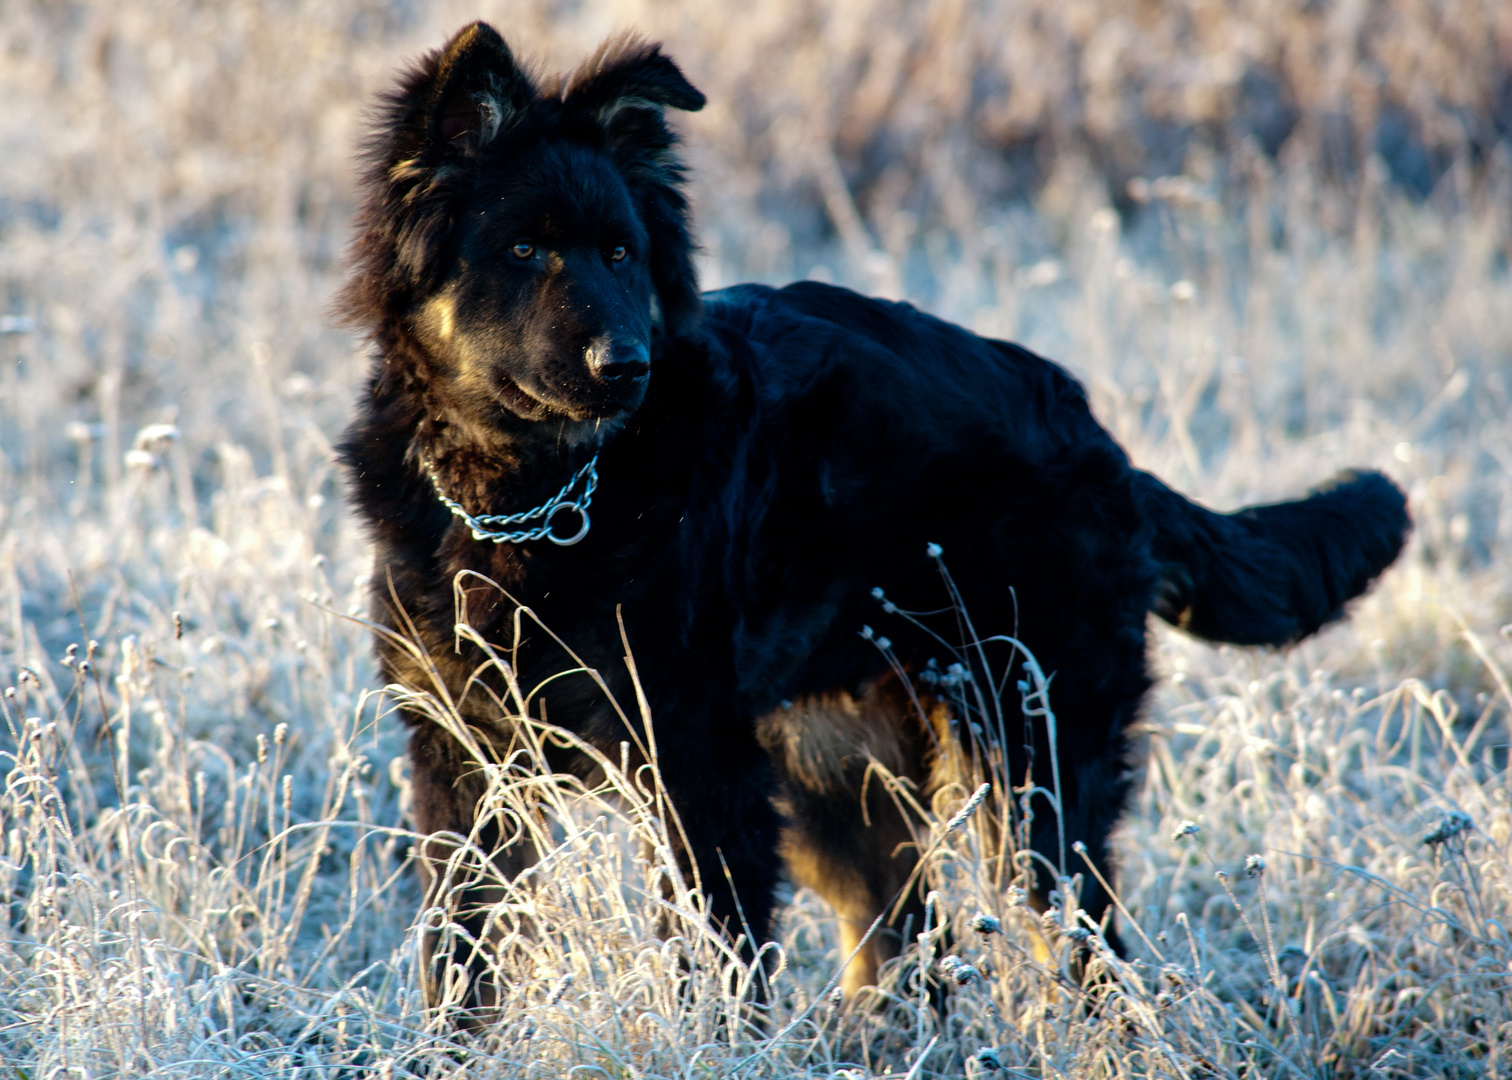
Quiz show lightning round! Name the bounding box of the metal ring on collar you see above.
[545,503,591,546]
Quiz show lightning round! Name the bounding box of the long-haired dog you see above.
[339,22,1409,1019]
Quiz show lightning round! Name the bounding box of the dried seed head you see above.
[256,733,268,764]
[124,448,159,472]
[1172,820,1201,841]
[1424,810,1473,847]
[938,955,980,985]
[545,973,575,1006]
[926,542,943,558]
[133,423,180,450]
[1005,885,1027,908]
[974,1047,1002,1071]
[971,913,1002,935]
[945,782,991,834]
[1245,854,1266,877]
[942,662,972,688]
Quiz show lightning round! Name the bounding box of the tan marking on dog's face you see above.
[430,294,456,340]
[413,293,460,350]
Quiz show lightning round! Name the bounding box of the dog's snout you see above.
[586,338,650,384]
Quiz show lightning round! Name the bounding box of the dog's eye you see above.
[511,242,535,259]
[610,245,628,263]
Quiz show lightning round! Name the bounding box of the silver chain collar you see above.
[425,453,600,546]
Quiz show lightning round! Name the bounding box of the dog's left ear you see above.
[566,37,706,338]
[565,36,706,121]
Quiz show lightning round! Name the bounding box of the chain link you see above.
[426,453,599,546]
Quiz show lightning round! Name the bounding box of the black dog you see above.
[338,22,1409,1015]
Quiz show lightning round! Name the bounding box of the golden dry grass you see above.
[1,1,1509,1076]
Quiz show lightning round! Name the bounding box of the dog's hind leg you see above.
[759,676,936,1000]
[1005,631,1148,963]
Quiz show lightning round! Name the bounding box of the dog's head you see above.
[342,23,705,425]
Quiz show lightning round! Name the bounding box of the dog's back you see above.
[706,279,1408,651]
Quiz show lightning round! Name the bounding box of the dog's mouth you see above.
[495,370,633,423]
[495,371,554,420]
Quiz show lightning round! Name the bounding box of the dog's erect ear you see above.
[419,22,534,155]
[340,23,538,315]
[564,35,706,123]
[564,38,706,337]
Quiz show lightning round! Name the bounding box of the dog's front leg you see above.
[408,720,540,1029]
[654,724,786,983]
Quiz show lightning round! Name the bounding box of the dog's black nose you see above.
[586,338,650,384]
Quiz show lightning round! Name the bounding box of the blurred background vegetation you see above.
[5,0,1508,455]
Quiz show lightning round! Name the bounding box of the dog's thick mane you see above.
[337,23,704,343]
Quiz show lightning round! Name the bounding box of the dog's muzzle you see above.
[585,337,650,403]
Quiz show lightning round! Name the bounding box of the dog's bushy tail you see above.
[1135,469,1411,646]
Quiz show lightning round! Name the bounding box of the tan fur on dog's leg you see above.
[759,676,937,1000]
